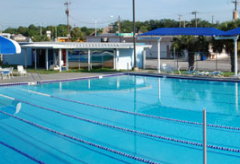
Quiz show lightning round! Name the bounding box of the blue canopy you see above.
[220,27,240,36]
[0,35,21,54]
[139,27,224,36]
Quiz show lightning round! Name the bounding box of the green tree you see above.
[211,20,240,72]
[172,36,209,68]
[71,27,84,41]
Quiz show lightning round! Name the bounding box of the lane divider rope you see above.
[0,140,46,164]
[0,111,160,164]
[1,95,240,153]
[6,91,240,132]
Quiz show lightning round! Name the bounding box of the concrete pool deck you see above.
[0,71,240,86]
[0,72,118,85]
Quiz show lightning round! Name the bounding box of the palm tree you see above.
[172,36,209,69]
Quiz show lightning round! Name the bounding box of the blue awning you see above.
[220,27,240,36]
[0,35,21,54]
[139,27,224,36]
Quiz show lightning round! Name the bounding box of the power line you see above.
[70,16,117,25]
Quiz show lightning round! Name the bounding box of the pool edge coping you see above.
[0,73,126,87]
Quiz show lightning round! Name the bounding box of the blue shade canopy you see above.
[220,27,240,36]
[0,35,21,54]
[139,27,224,36]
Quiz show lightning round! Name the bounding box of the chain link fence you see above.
[146,51,238,72]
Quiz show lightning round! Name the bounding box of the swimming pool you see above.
[0,74,240,164]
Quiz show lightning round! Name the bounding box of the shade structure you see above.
[139,27,224,36]
[0,35,21,54]
[220,27,240,36]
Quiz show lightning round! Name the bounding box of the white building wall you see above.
[117,46,143,70]
[145,41,172,59]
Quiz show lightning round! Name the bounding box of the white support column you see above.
[34,49,37,70]
[113,50,116,70]
[143,49,146,69]
[66,50,69,71]
[58,49,62,72]
[157,39,161,73]
[234,36,239,76]
[45,49,48,70]
[24,49,27,68]
[88,49,91,71]
[116,49,119,70]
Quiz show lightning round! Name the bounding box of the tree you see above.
[211,20,240,72]
[172,36,209,68]
[71,27,84,41]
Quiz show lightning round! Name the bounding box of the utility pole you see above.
[118,16,121,42]
[232,0,240,20]
[40,23,42,36]
[64,1,71,41]
[212,15,214,27]
[192,11,198,27]
[178,14,182,28]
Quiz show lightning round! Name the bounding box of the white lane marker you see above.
[19,89,51,97]
[0,94,15,100]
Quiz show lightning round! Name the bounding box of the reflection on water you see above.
[0,98,21,120]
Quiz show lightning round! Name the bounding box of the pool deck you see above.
[0,71,240,86]
[0,72,118,85]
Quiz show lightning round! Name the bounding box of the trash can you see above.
[201,54,206,61]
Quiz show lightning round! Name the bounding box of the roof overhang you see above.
[19,42,151,50]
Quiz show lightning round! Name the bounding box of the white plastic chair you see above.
[161,63,173,74]
[186,66,196,75]
[209,71,223,77]
[17,65,27,76]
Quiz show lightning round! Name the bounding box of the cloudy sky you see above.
[0,0,236,29]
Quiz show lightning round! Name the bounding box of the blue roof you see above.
[139,27,224,36]
[0,35,21,54]
[220,27,240,36]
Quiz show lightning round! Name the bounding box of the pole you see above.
[234,36,239,76]
[212,15,214,27]
[40,23,42,36]
[178,15,182,28]
[133,0,138,70]
[64,1,71,41]
[157,39,161,73]
[192,11,198,27]
[118,16,121,42]
[95,20,97,36]
[216,52,218,71]
[203,108,207,164]
[174,47,176,68]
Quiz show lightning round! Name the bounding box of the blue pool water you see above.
[0,75,240,164]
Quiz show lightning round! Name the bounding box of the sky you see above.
[0,0,237,30]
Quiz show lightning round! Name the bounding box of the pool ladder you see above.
[28,70,42,85]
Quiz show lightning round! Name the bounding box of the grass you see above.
[26,68,238,77]
[0,63,237,77]
[26,68,124,74]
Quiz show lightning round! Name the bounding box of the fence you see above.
[146,51,238,72]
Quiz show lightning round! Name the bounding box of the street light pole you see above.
[133,0,138,70]
[92,19,99,36]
